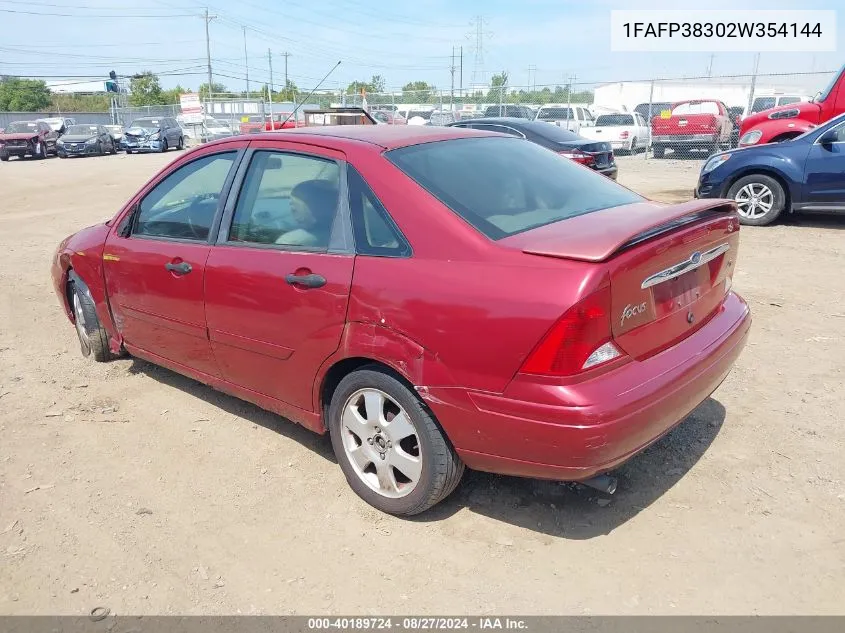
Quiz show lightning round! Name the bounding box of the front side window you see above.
[134,152,237,241]
[228,151,340,250]
[388,137,641,240]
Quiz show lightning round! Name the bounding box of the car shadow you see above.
[415,398,726,539]
[126,358,724,538]
[784,212,845,230]
[126,358,337,464]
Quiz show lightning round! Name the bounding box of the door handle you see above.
[165,261,192,275]
[285,273,326,288]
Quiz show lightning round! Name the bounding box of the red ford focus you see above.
[52,126,751,515]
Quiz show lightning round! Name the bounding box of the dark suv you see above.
[122,117,184,153]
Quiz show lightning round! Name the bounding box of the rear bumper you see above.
[652,133,717,145]
[425,292,751,481]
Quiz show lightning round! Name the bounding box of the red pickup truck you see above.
[739,64,845,146]
[650,99,732,158]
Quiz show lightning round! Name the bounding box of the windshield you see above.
[595,114,634,126]
[130,119,160,129]
[6,122,38,133]
[813,68,842,103]
[387,137,641,240]
[66,125,98,135]
[536,107,573,120]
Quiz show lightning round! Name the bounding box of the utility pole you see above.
[746,53,761,118]
[528,64,536,93]
[203,8,216,99]
[243,27,249,95]
[267,48,274,126]
[459,46,463,97]
[450,46,456,109]
[566,72,577,131]
[282,51,291,95]
[707,54,715,78]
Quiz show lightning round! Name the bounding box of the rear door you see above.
[803,120,845,208]
[103,144,244,375]
[203,140,355,412]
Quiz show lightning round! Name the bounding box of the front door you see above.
[103,148,241,376]
[804,120,845,208]
[204,143,354,412]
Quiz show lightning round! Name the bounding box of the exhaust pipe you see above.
[580,474,617,495]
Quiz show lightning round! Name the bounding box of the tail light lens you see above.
[619,131,629,139]
[558,149,595,166]
[519,287,623,376]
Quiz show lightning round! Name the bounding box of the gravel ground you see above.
[0,150,843,615]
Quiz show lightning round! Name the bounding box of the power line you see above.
[0,7,197,16]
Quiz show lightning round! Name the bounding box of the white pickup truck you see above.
[578,112,650,154]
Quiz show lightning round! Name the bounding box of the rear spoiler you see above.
[509,199,737,263]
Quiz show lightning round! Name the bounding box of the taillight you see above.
[619,131,629,139]
[558,149,595,166]
[519,287,624,377]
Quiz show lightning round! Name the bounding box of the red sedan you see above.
[51,126,751,515]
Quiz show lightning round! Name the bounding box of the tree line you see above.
[1,71,593,113]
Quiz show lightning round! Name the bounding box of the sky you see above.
[0,0,842,95]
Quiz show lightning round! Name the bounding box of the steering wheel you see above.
[185,192,219,240]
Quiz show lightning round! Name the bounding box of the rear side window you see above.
[347,166,410,257]
[387,137,641,240]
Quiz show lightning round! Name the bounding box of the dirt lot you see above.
[1,151,843,615]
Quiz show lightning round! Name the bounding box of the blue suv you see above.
[695,112,845,226]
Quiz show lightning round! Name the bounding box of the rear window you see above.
[595,114,634,126]
[536,107,573,120]
[672,101,720,116]
[387,137,641,240]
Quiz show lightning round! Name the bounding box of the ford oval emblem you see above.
[690,251,702,265]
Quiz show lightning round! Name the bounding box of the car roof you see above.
[244,124,498,150]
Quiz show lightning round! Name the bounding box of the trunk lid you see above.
[503,199,739,359]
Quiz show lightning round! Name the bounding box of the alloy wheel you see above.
[340,388,422,499]
[734,182,774,220]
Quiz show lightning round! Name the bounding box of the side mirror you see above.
[819,129,839,146]
[265,155,283,170]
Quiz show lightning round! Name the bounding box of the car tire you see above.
[1,151,9,162]
[328,367,464,516]
[653,144,665,159]
[67,272,114,362]
[726,174,786,227]
[160,138,168,153]
[98,142,104,156]
[177,136,184,150]
[110,141,117,155]
[36,141,47,159]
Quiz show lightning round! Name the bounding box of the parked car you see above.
[372,111,407,125]
[52,125,749,514]
[448,117,617,179]
[534,104,596,133]
[179,116,235,143]
[739,64,845,147]
[38,117,76,136]
[405,110,433,126]
[103,125,125,148]
[651,100,732,158]
[0,120,58,160]
[696,111,845,226]
[303,108,377,126]
[484,104,534,120]
[744,94,811,119]
[122,117,185,153]
[427,111,458,126]
[238,115,268,134]
[56,124,116,157]
[579,113,650,154]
